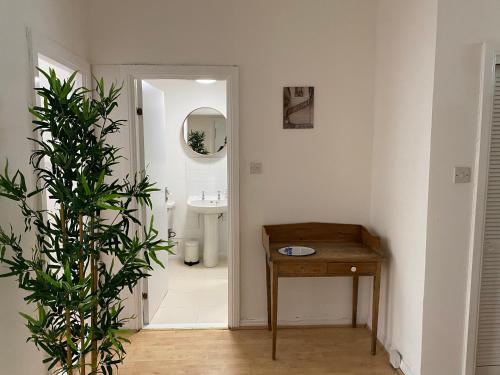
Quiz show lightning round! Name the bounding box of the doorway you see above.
[140,78,228,328]
[120,65,240,330]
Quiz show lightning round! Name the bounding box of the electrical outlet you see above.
[454,166,471,183]
[250,162,263,175]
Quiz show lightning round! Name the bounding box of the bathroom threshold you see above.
[143,322,228,330]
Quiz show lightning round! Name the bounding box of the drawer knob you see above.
[351,266,357,272]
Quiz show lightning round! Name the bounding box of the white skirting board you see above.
[399,360,415,375]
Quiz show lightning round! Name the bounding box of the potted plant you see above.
[188,130,208,154]
[0,69,172,374]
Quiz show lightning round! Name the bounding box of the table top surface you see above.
[269,241,383,263]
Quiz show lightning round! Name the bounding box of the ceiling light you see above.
[196,79,216,84]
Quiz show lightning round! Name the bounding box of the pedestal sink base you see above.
[203,214,219,267]
[187,196,226,268]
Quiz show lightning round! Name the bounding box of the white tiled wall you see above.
[185,156,227,197]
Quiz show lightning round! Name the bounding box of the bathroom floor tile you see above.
[150,256,228,326]
[195,287,228,308]
[160,290,198,308]
[197,304,228,324]
[152,306,198,324]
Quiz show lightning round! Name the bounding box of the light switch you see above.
[454,166,471,183]
[250,162,263,175]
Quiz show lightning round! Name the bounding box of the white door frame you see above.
[119,65,240,329]
[27,27,92,97]
[463,42,500,375]
[26,28,92,215]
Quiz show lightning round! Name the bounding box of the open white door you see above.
[138,81,170,325]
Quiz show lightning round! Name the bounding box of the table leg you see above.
[352,275,359,328]
[272,263,278,360]
[265,259,271,331]
[371,263,381,355]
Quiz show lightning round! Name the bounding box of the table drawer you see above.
[278,263,327,276]
[327,262,377,275]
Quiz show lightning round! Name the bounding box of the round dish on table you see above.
[277,246,316,256]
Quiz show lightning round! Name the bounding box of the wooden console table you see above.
[262,222,384,360]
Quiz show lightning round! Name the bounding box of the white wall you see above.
[0,1,89,374]
[89,0,377,326]
[146,79,228,258]
[370,1,438,374]
[421,1,500,374]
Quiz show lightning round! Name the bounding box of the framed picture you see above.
[283,86,314,129]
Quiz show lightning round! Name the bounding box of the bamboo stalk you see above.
[60,204,73,375]
[78,213,85,375]
[91,253,97,374]
[90,214,98,374]
[66,308,72,375]
[90,254,97,374]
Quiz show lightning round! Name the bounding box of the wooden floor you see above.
[118,327,398,375]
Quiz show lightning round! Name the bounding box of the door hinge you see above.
[136,107,143,116]
[142,292,148,299]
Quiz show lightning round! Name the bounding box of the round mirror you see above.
[182,107,227,156]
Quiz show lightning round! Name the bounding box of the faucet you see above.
[217,190,221,200]
[201,190,205,200]
[164,187,169,202]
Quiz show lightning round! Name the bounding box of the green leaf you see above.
[149,251,164,268]
[37,303,46,322]
[67,334,78,351]
[81,174,91,195]
[96,169,106,189]
[19,312,37,325]
[64,261,71,283]
[96,202,125,211]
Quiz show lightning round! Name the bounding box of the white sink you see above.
[187,197,227,214]
[187,195,227,267]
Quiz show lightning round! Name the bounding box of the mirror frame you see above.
[181,106,227,157]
